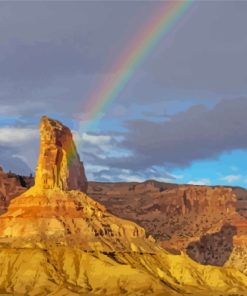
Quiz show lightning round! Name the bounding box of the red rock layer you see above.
[0,167,33,215]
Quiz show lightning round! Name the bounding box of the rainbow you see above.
[80,0,193,130]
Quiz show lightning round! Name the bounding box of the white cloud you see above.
[84,164,110,173]
[116,174,175,183]
[81,133,112,145]
[220,175,242,183]
[73,130,132,162]
[73,131,114,154]
[153,177,176,183]
[12,154,28,163]
[170,174,184,180]
[118,174,145,183]
[0,127,38,145]
[188,178,211,186]
[99,174,113,181]
[106,171,175,183]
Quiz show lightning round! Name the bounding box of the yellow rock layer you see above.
[35,116,87,192]
[1,247,247,295]
[1,188,247,295]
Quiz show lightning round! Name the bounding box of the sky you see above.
[1,1,247,188]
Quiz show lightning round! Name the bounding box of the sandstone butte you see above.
[1,117,247,295]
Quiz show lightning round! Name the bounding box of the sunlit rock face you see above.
[0,116,153,251]
[88,182,237,249]
[35,116,87,192]
[88,181,247,275]
[1,117,247,295]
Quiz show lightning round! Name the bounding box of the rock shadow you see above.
[233,187,247,219]
[186,223,237,266]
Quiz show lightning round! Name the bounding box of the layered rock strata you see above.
[35,116,87,192]
[1,117,247,295]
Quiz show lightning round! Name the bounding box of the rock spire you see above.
[35,116,87,192]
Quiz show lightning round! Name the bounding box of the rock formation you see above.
[0,168,32,215]
[35,116,87,192]
[88,181,238,247]
[1,117,247,295]
[88,181,247,275]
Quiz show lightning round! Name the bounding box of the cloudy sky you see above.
[1,1,247,188]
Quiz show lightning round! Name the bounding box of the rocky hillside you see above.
[1,116,247,295]
[0,168,33,215]
[88,181,247,275]
[88,181,245,245]
[2,167,247,278]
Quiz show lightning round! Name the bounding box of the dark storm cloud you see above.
[0,1,161,118]
[0,1,247,121]
[0,1,157,83]
[1,1,247,177]
[124,1,247,102]
[99,98,247,170]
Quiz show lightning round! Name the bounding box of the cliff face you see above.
[35,116,87,192]
[88,181,247,274]
[0,168,33,215]
[88,181,237,245]
[0,188,157,253]
[1,117,247,295]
